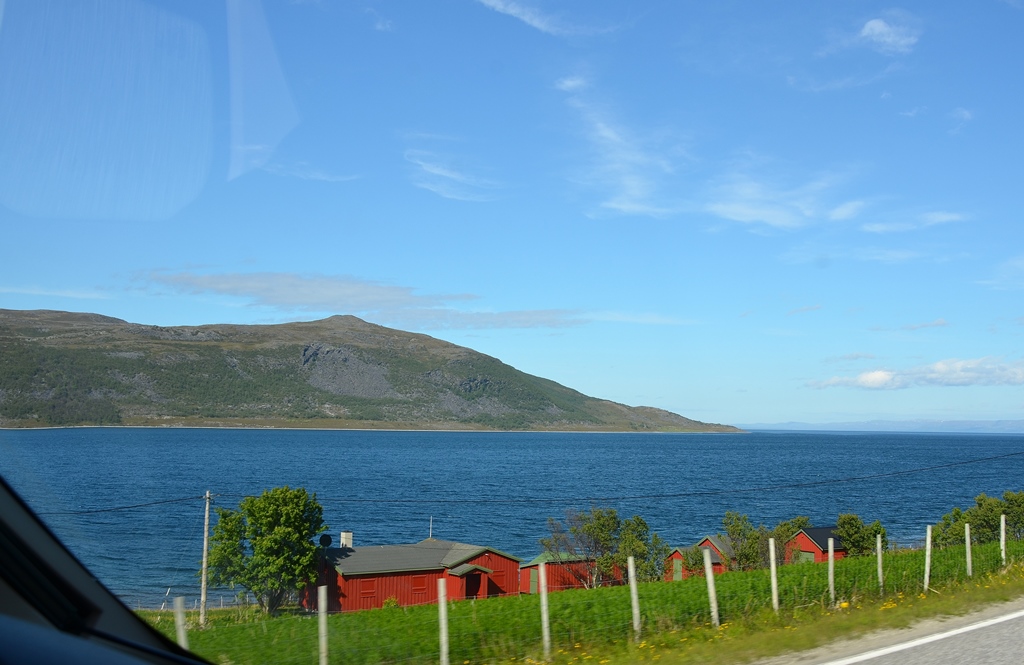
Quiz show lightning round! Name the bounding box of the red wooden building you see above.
[519,552,624,593]
[664,536,734,581]
[304,535,521,612]
[785,527,846,564]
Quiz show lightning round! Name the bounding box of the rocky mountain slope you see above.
[0,309,740,432]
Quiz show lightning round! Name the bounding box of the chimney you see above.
[340,531,353,548]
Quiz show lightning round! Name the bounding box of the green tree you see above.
[540,508,669,586]
[933,491,1024,547]
[208,486,327,614]
[834,513,887,556]
[618,515,671,583]
[719,513,811,570]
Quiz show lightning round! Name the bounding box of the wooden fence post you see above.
[876,533,884,593]
[827,538,835,606]
[628,556,641,642]
[539,562,551,662]
[438,578,449,665]
[318,585,328,665]
[702,548,720,628]
[1001,514,1007,566]
[768,537,779,612]
[173,596,189,650]
[924,525,932,593]
[965,523,973,578]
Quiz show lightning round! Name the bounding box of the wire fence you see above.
[154,521,1024,665]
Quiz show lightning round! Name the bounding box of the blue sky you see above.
[1,0,1023,426]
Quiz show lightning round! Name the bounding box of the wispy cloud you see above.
[404,149,501,201]
[903,318,948,330]
[150,271,456,311]
[558,78,683,217]
[0,286,111,300]
[815,357,1024,390]
[979,255,1024,290]
[705,167,848,229]
[787,304,822,316]
[364,8,393,31]
[263,162,359,182]
[861,210,965,233]
[859,17,920,55]
[950,107,973,134]
[145,271,675,331]
[900,106,926,118]
[787,63,902,93]
[782,244,923,265]
[827,352,877,362]
[475,0,603,37]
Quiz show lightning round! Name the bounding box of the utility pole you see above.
[200,490,211,627]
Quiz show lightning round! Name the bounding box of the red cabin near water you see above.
[664,535,734,581]
[518,552,625,593]
[785,527,846,564]
[303,533,521,612]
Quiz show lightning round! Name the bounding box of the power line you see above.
[37,494,210,515]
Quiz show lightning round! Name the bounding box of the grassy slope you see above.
[0,309,740,432]
[141,540,1024,665]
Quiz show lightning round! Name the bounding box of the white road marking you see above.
[819,607,1024,665]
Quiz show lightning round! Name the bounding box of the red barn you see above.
[785,527,846,564]
[304,535,521,612]
[519,552,624,593]
[664,536,734,581]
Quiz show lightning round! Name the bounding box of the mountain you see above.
[0,309,739,432]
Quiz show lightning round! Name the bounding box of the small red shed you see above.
[664,536,734,581]
[519,552,623,593]
[304,535,521,612]
[786,527,846,564]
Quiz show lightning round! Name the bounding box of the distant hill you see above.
[0,309,740,432]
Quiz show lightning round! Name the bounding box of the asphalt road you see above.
[757,596,1024,665]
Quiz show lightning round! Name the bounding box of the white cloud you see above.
[859,17,920,55]
[787,304,822,316]
[559,82,683,217]
[146,271,676,331]
[782,244,924,265]
[705,170,843,229]
[979,255,1024,290]
[555,76,589,92]
[475,0,571,36]
[787,63,902,93]
[364,8,393,31]
[829,352,877,362]
[0,286,111,300]
[151,271,452,311]
[950,107,973,134]
[828,200,865,220]
[861,210,965,233]
[404,149,500,201]
[816,357,1024,390]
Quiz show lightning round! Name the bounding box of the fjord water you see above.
[1,427,1023,607]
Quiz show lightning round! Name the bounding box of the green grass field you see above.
[140,539,1024,665]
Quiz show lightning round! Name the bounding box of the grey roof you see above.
[667,535,735,566]
[449,563,493,577]
[702,535,735,560]
[521,551,590,567]
[798,527,844,551]
[326,538,520,577]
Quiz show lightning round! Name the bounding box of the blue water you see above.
[1,427,1023,607]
